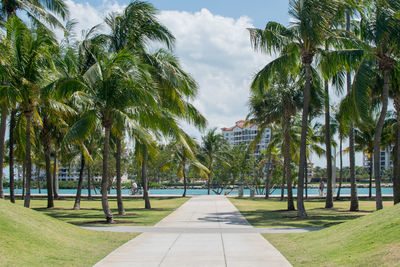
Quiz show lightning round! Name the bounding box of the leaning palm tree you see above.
[248,0,341,216]
[248,73,302,211]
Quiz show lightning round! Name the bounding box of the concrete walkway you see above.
[84,225,321,234]
[94,195,292,267]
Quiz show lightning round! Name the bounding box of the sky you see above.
[64,0,362,167]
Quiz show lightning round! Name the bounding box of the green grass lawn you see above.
[230,197,399,266]
[229,197,394,228]
[0,199,137,267]
[265,204,400,266]
[13,197,188,226]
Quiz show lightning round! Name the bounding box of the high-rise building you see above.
[363,146,393,173]
[221,120,271,156]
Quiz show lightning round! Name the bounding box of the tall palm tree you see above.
[63,48,154,223]
[93,1,175,214]
[248,0,340,216]
[4,17,58,208]
[0,0,68,201]
[392,67,400,204]
[339,1,400,210]
[248,73,302,210]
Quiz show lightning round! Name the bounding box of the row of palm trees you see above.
[248,0,400,216]
[0,0,206,223]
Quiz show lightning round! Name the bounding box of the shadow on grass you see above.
[33,206,175,226]
[240,209,363,228]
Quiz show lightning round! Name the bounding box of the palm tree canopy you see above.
[0,0,68,29]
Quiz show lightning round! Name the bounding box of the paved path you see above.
[84,225,321,234]
[94,195,292,267]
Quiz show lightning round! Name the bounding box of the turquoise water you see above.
[4,187,394,196]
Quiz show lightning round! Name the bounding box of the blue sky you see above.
[82,0,290,28]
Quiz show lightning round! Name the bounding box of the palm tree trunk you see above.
[0,106,8,199]
[207,172,211,195]
[37,166,41,194]
[265,153,272,199]
[297,57,312,217]
[324,78,333,208]
[336,136,343,200]
[102,125,113,223]
[87,166,93,200]
[24,111,33,208]
[304,153,308,199]
[281,168,285,201]
[53,147,59,200]
[22,161,25,200]
[182,161,187,197]
[283,111,294,210]
[73,153,85,210]
[116,137,125,215]
[9,109,16,203]
[348,81,359,211]
[43,115,54,208]
[369,154,373,199]
[142,145,151,209]
[345,11,358,211]
[394,94,400,204]
[373,68,391,210]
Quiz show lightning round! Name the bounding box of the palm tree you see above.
[98,1,174,53]
[392,67,400,204]
[248,0,340,216]
[63,48,153,223]
[0,0,68,201]
[169,134,208,197]
[339,1,400,210]
[201,128,229,195]
[94,1,175,214]
[248,73,302,210]
[0,0,68,26]
[4,18,58,208]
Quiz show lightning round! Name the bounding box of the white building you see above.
[221,120,271,157]
[363,147,393,173]
[58,167,102,182]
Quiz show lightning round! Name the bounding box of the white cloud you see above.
[157,9,271,137]
[59,0,126,39]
